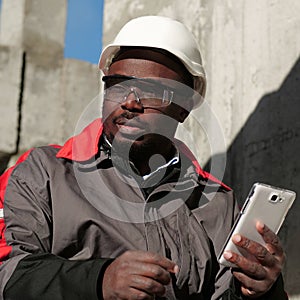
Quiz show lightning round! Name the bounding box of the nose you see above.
[121,88,144,112]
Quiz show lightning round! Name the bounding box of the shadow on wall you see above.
[205,57,300,296]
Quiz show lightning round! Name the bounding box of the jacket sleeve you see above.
[4,253,111,300]
[0,153,111,300]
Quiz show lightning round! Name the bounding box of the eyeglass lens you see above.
[103,75,174,107]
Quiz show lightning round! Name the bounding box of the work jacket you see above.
[0,119,287,299]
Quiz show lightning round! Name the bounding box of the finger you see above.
[141,263,172,285]
[128,287,155,300]
[240,285,264,299]
[243,287,256,297]
[130,275,166,297]
[232,234,276,267]
[116,251,174,285]
[256,222,284,257]
[133,251,178,273]
[232,270,270,296]
[223,251,267,280]
[124,259,172,285]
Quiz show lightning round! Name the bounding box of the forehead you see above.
[108,48,192,86]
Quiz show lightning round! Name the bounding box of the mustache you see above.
[113,112,148,129]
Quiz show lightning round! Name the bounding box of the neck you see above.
[129,138,176,176]
[103,133,177,177]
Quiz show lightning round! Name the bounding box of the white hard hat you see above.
[99,16,206,98]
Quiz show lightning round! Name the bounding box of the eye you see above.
[142,84,165,98]
[110,84,127,93]
[104,84,127,100]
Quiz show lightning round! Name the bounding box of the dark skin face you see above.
[102,49,192,175]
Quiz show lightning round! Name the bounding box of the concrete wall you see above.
[0,46,23,154]
[102,0,300,297]
[0,0,100,169]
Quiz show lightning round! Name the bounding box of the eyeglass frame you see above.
[102,74,194,108]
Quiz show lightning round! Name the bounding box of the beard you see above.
[104,113,174,161]
[110,133,168,160]
[103,110,177,176]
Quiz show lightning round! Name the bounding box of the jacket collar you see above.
[56,118,103,162]
[56,118,230,191]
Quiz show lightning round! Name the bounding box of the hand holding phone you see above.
[218,182,296,268]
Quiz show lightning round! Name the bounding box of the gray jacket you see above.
[0,119,285,299]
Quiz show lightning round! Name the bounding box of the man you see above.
[0,16,287,299]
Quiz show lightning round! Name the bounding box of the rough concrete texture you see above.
[0,0,100,164]
[22,0,67,67]
[61,58,101,140]
[0,0,26,47]
[18,55,65,150]
[0,0,66,63]
[0,46,23,153]
[16,56,101,154]
[103,0,300,297]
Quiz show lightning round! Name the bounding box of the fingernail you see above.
[257,221,265,229]
[233,234,242,243]
[246,289,256,295]
[223,251,232,260]
[173,265,179,274]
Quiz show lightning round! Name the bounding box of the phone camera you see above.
[269,194,283,203]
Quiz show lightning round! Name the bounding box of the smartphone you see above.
[218,182,296,267]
